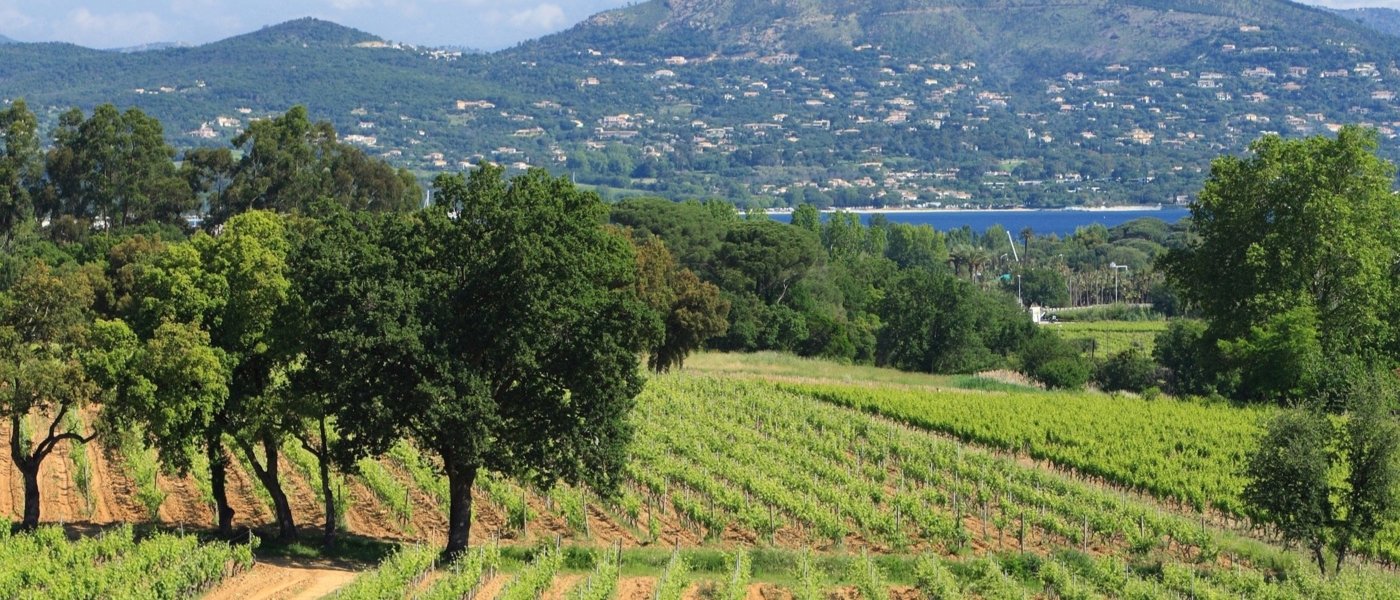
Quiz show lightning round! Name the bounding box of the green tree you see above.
[1016,267,1069,308]
[877,269,1033,374]
[1163,127,1399,376]
[220,106,334,222]
[1218,305,1323,403]
[299,166,651,556]
[1018,328,1093,390]
[629,233,729,372]
[791,203,821,233]
[87,318,228,480]
[716,221,821,305]
[1152,319,1215,397]
[1244,381,1400,576]
[117,211,298,539]
[0,100,42,249]
[1245,409,1332,572]
[1094,347,1158,393]
[821,211,865,259]
[885,223,947,270]
[180,147,236,213]
[610,198,733,273]
[43,105,192,228]
[0,261,102,529]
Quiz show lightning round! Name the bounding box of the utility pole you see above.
[1109,262,1129,304]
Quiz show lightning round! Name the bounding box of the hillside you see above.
[6,353,1398,597]
[538,0,1391,77]
[1336,7,1400,38]
[4,2,1400,207]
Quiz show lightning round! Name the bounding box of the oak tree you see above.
[299,166,650,556]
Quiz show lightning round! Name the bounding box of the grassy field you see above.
[1046,320,1168,358]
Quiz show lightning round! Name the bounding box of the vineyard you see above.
[1047,321,1167,358]
[2,354,1399,597]
[0,524,254,598]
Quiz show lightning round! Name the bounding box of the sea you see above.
[770,207,1191,237]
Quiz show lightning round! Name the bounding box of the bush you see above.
[1018,329,1093,389]
[1152,319,1215,396]
[1094,347,1159,393]
[1218,305,1322,403]
[1037,357,1093,390]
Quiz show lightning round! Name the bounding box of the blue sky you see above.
[0,0,1393,51]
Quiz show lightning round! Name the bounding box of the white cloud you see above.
[0,1,34,34]
[325,0,376,9]
[507,3,566,31]
[65,7,168,47]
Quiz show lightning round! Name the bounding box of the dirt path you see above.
[41,436,86,523]
[540,573,584,600]
[474,572,513,600]
[278,454,330,534]
[617,576,656,600]
[158,471,212,527]
[202,557,361,600]
[224,450,276,529]
[89,446,146,523]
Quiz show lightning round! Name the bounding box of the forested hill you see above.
[5,3,1400,208]
[530,0,1395,78]
[1336,7,1400,38]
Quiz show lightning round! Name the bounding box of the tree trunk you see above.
[18,462,40,530]
[10,411,93,531]
[208,432,235,537]
[316,417,337,547]
[443,456,479,559]
[238,433,298,541]
[1334,542,1348,577]
[1312,543,1328,577]
[9,413,41,531]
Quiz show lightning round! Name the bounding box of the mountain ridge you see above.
[3,1,1400,208]
[520,0,1398,77]
[1335,7,1400,38]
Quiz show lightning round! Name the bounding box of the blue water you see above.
[771,208,1190,237]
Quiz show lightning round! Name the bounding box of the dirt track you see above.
[203,557,359,600]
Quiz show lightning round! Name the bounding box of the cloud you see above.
[507,3,567,32]
[65,7,168,48]
[0,1,33,34]
[325,0,377,9]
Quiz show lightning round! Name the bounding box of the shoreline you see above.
[764,204,1175,215]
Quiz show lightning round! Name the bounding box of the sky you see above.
[0,0,1395,51]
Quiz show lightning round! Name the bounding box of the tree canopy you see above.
[1163,127,1400,400]
[296,166,651,555]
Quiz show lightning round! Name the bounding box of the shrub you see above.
[1094,348,1159,393]
[1036,357,1093,390]
[1152,319,1214,396]
[1018,329,1092,389]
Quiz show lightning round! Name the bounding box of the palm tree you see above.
[948,243,975,279]
[1020,227,1034,260]
[969,247,995,285]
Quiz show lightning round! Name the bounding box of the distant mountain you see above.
[219,17,382,48]
[523,0,1396,80]
[4,4,1400,208]
[112,42,195,54]
[0,34,13,45]
[1335,7,1400,38]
